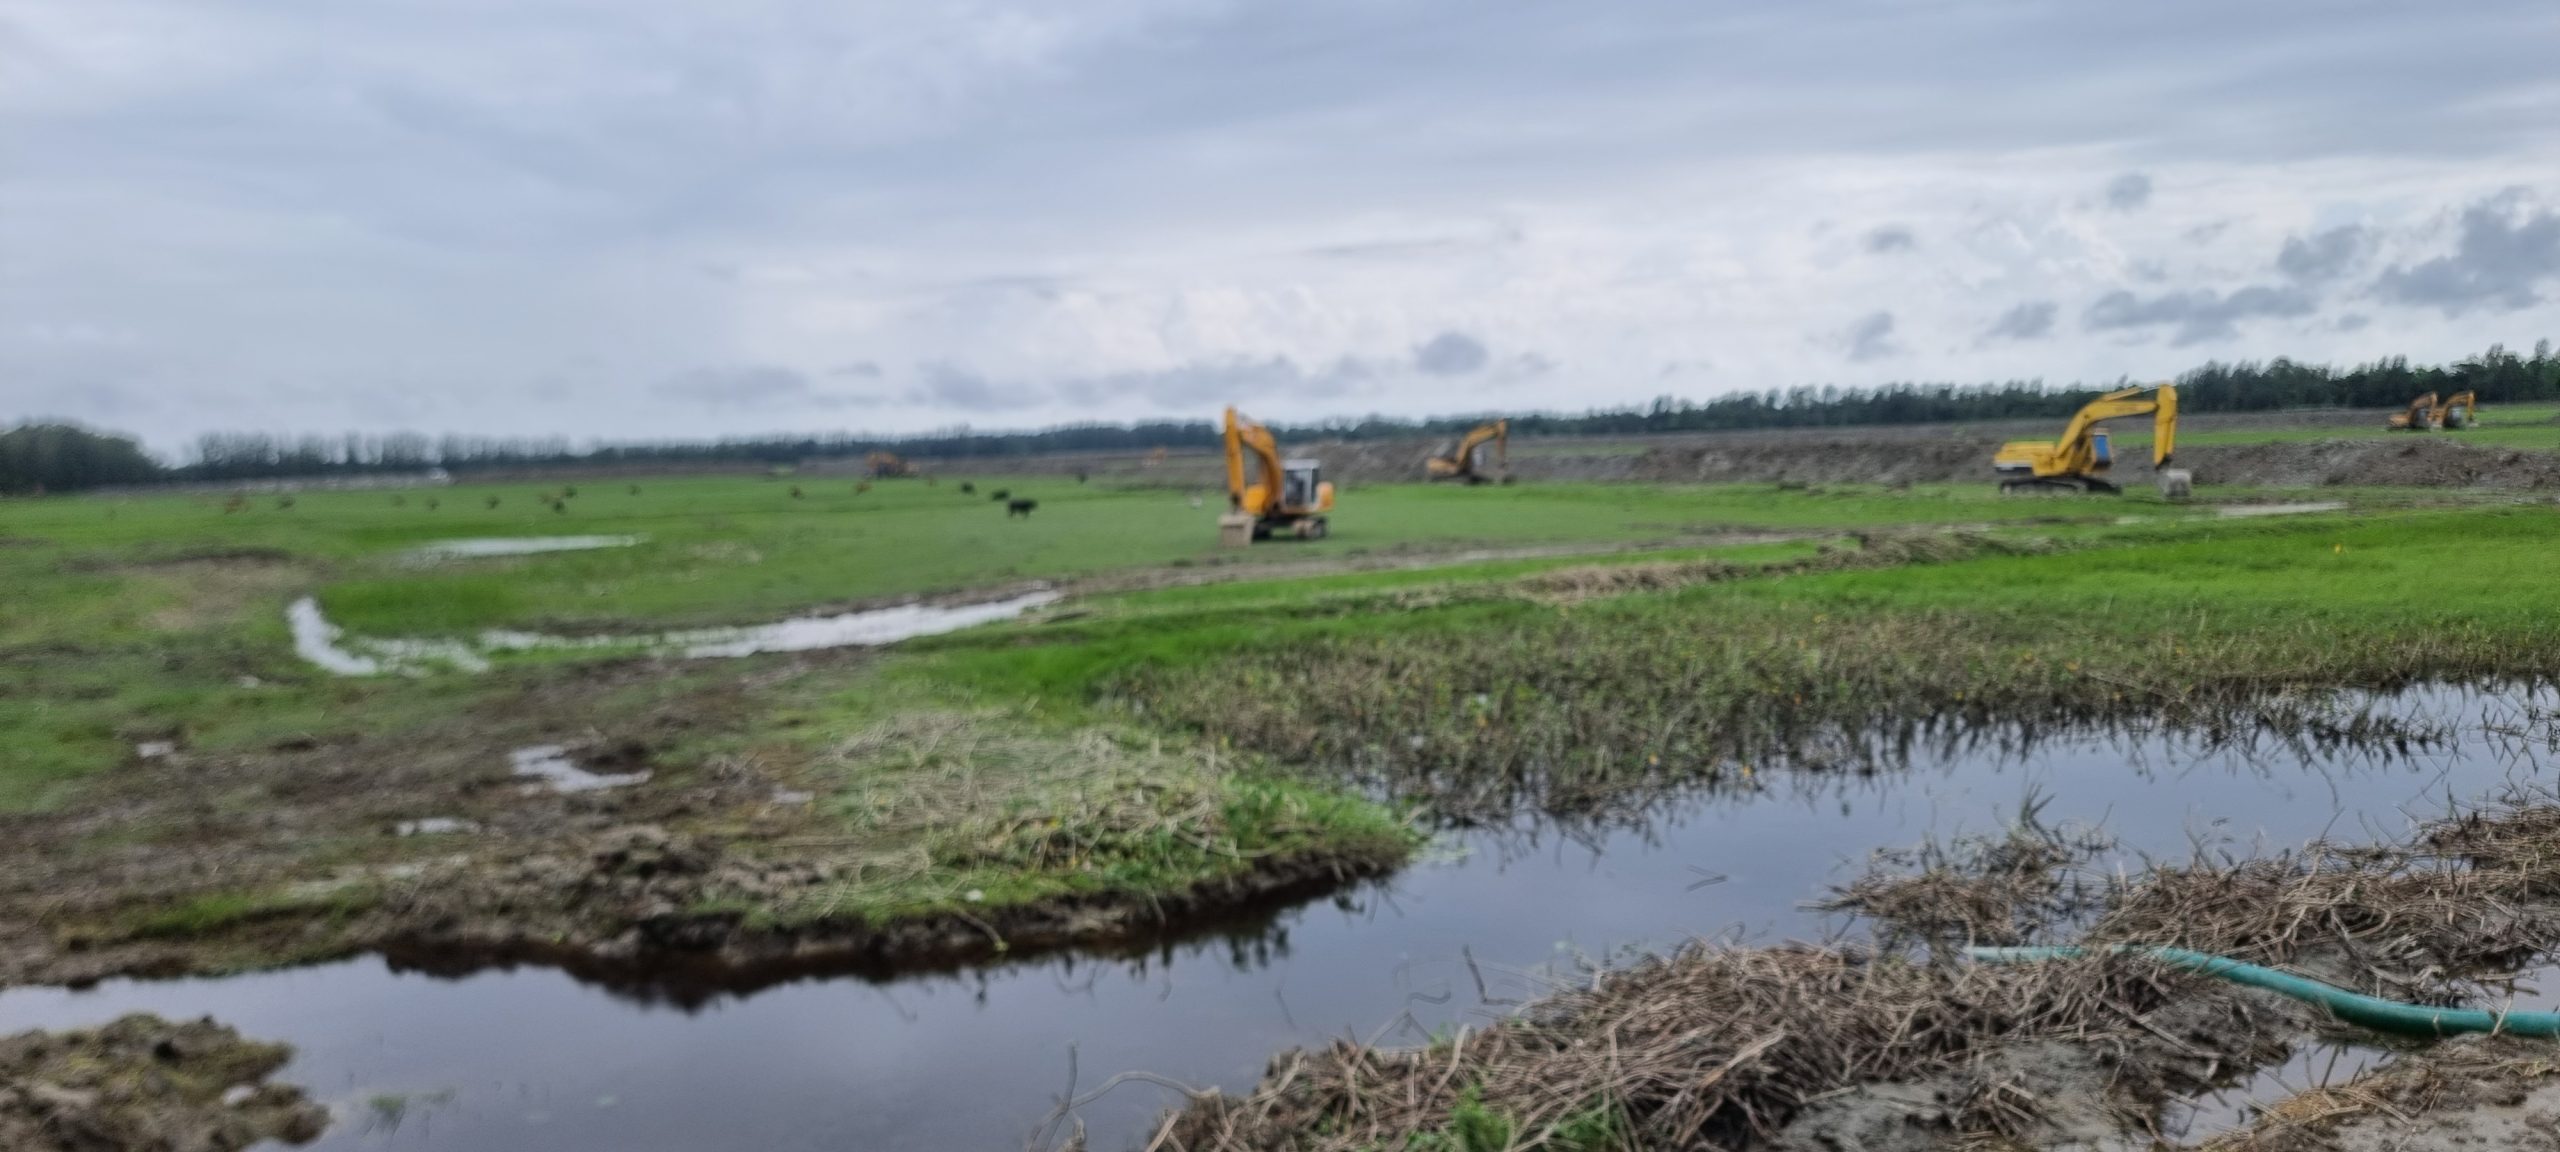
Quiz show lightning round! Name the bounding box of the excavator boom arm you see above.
[1223,406,1287,515]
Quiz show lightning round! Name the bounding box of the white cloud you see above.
[5,0,2559,449]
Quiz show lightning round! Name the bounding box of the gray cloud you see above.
[832,361,884,379]
[1413,330,1490,376]
[2276,225,2370,283]
[2105,172,2154,211]
[1864,225,1916,253]
[2083,285,2317,345]
[653,364,829,406]
[2373,191,2560,314]
[1981,301,2057,342]
[1050,355,1378,412]
[905,362,1047,411]
[1844,311,1899,361]
[2335,313,2372,332]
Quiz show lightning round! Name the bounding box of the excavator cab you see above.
[2089,431,2112,470]
[1281,460,1324,510]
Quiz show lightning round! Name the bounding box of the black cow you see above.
[1007,498,1038,518]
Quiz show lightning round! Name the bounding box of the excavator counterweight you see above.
[1993,383,2188,499]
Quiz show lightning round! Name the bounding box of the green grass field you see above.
[4,475,2220,639]
[7,466,2557,970]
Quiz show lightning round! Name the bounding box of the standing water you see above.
[1,687,2549,1150]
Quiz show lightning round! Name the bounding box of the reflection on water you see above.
[0,687,2550,1151]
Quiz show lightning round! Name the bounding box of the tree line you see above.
[6,341,2555,493]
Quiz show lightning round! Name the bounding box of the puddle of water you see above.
[289,597,491,677]
[135,740,175,759]
[511,746,648,794]
[0,686,2549,1152]
[2165,1040,2392,1141]
[409,535,644,559]
[294,591,1061,676]
[396,818,476,837]
[2217,501,2348,518]
[668,591,1064,658]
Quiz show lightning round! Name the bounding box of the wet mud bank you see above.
[5,798,1403,995]
[362,840,1401,1001]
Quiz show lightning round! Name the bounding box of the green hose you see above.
[1966,945,2560,1038]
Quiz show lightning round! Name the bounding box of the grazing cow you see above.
[1007,498,1038,518]
[959,482,976,495]
[989,489,1011,501]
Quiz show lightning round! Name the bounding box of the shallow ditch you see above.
[2,686,2552,1151]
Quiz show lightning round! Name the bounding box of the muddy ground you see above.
[913,406,2560,492]
[0,650,1396,996]
[0,1013,326,1151]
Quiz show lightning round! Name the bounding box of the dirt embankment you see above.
[1,1014,326,1152]
[909,407,2560,491]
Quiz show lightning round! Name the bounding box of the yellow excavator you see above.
[2442,391,2479,429]
[1993,383,2189,498]
[2387,393,2442,431]
[1223,406,1334,540]
[865,450,917,478]
[1426,420,1510,484]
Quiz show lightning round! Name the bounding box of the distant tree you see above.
[0,423,165,494]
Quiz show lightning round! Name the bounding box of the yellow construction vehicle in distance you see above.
[1223,406,1334,541]
[1993,382,2190,498]
[2387,393,2442,430]
[865,450,917,478]
[1426,419,1509,484]
[2441,391,2479,429]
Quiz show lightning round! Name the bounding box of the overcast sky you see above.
[6,0,2559,454]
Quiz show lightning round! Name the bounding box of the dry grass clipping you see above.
[1164,943,2234,1151]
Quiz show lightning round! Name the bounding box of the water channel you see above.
[2,687,2550,1150]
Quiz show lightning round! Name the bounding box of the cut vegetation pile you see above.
[0,1014,327,1152]
[1162,789,2560,1152]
